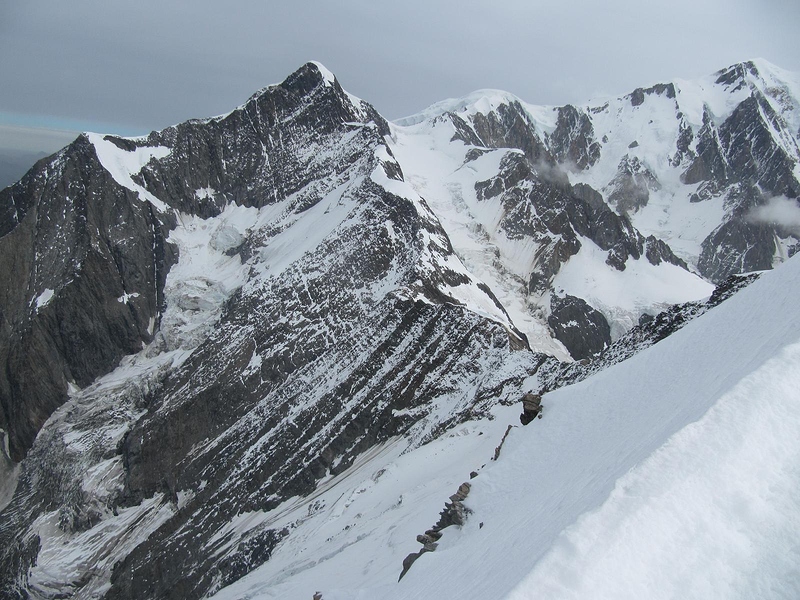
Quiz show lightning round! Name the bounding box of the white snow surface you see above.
[34,288,55,310]
[397,59,800,271]
[553,238,714,337]
[211,254,800,600]
[387,112,712,350]
[156,204,255,351]
[87,132,171,211]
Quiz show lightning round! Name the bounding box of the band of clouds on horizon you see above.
[0,112,148,154]
[1,0,798,134]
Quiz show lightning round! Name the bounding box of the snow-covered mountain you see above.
[390,99,712,355]
[209,242,800,600]
[0,60,798,599]
[391,58,800,349]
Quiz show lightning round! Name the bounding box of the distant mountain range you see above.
[0,149,49,190]
[1,59,798,599]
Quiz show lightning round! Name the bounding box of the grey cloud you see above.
[0,0,798,153]
[0,125,79,154]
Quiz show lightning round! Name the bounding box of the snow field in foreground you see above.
[392,256,800,600]
[508,341,800,600]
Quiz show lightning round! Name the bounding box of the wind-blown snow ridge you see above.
[509,341,800,600]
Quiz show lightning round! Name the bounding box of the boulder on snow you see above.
[520,392,542,425]
[398,548,430,581]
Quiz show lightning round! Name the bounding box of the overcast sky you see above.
[1,0,799,155]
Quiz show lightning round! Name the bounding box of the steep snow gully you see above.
[1,59,799,599]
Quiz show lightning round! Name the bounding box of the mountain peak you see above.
[287,60,338,88]
[395,89,530,127]
[712,57,800,89]
[276,60,339,98]
[713,59,762,87]
[307,60,337,85]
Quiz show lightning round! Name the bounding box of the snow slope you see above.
[86,132,171,212]
[398,59,800,282]
[212,255,800,600]
[388,119,571,356]
[389,111,714,348]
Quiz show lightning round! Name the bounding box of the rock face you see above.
[0,59,797,599]
[606,155,660,214]
[0,62,394,465]
[472,153,686,291]
[0,136,177,462]
[0,62,527,600]
[548,294,611,360]
[519,393,542,425]
[400,481,473,580]
[548,105,602,170]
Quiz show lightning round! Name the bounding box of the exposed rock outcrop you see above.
[399,481,473,581]
[548,294,611,360]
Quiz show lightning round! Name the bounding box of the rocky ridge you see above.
[0,62,529,600]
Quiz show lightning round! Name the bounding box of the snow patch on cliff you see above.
[87,133,171,212]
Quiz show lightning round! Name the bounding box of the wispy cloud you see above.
[0,112,148,154]
[747,196,800,236]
